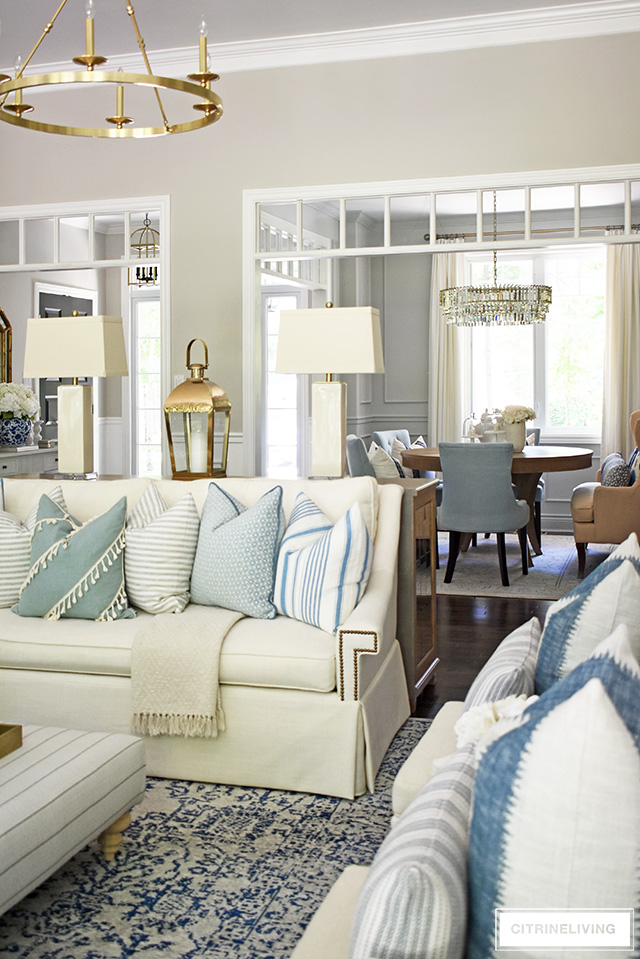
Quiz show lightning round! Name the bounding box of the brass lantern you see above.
[164,339,231,479]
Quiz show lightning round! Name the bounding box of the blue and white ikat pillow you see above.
[190,483,285,619]
[274,492,372,634]
[535,545,640,693]
[467,625,640,959]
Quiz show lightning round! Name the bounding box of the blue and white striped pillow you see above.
[0,485,67,608]
[464,616,541,710]
[125,483,200,614]
[274,493,372,634]
[535,557,640,692]
[468,625,640,959]
[350,745,477,959]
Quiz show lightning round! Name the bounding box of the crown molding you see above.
[8,1,640,78]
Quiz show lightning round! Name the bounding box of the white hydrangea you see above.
[454,693,538,759]
[0,383,39,419]
[501,404,536,424]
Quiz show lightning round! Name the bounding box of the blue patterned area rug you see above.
[0,717,431,959]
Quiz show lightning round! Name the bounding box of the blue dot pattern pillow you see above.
[467,626,640,959]
[190,483,285,619]
[13,493,133,622]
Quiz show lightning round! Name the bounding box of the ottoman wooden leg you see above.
[99,811,132,861]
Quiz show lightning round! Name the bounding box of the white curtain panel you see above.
[428,245,465,446]
[602,243,640,457]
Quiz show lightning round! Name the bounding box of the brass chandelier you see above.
[0,0,223,138]
[440,192,552,326]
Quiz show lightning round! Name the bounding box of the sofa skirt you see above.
[0,640,408,799]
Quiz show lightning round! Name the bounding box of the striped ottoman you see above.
[0,725,146,916]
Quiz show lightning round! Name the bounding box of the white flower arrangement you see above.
[500,404,536,425]
[454,693,538,758]
[0,382,39,420]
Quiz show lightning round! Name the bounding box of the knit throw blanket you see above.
[131,605,243,738]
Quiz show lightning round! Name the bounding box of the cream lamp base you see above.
[57,383,94,475]
[311,380,347,478]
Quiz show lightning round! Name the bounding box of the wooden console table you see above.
[379,477,439,711]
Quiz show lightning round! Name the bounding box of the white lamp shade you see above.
[275,307,384,375]
[23,315,128,378]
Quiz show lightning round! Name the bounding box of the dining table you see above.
[400,444,593,556]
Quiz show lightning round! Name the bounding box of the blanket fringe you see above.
[132,709,226,739]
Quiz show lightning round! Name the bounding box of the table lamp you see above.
[23,314,128,476]
[275,305,384,477]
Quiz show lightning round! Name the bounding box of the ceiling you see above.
[1,0,638,73]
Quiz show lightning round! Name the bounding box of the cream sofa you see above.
[0,475,410,800]
[292,533,640,959]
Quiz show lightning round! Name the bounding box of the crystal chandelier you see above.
[440,192,552,326]
[128,214,159,286]
[0,0,223,139]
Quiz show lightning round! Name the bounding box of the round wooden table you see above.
[400,445,593,556]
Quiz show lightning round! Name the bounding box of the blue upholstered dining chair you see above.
[371,429,443,506]
[348,433,440,569]
[372,429,429,480]
[346,434,375,478]
[371,429,412,456]
[438,442,530,587]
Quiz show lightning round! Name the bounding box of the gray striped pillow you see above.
[349,745,477,959]
[0,486,67,608]
[124,483,200,614]
[463,616,541,710]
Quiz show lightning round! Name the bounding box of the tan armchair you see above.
[571,411,640,577]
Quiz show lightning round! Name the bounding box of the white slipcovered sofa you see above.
[0,475,410,800]
[293,533,640,959]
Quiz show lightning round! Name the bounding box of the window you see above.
[264,292,301,477]
[132,293,162,475]
[466,247,606,434]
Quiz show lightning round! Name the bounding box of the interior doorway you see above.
[262,289,308,477]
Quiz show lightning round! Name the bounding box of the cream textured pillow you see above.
[391,436,410,469]
[368,441,406,479]
[125,483,200,614]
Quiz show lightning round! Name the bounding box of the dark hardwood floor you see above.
[414,594,554,718]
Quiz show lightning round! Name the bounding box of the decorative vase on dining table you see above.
[0,416,32,448]
[503,420,526,453]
